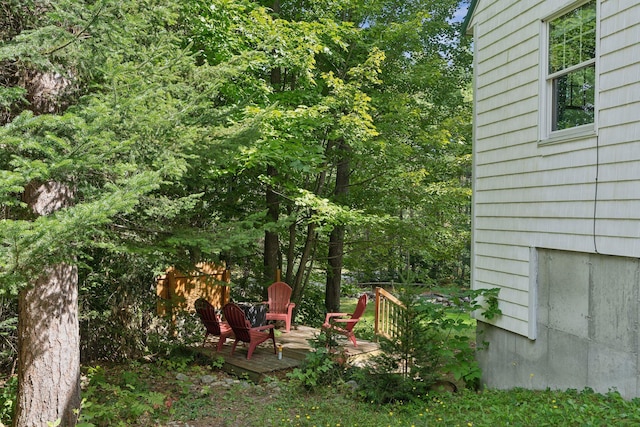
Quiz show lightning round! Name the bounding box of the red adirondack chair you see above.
[322,294,368,347]
[194,298,234,352]
[264,281,296,332]
[223,303,277,360]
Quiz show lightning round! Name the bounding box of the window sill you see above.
[539,124,597,145]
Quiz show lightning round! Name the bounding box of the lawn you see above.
[338,295,376,339]
[340,291,477,343]
[66,294,640,426]
[71,358,640,426]
[4,294,638,426]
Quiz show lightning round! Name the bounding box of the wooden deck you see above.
[194,325,380,382]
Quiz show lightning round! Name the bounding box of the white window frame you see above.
[539,0,599,144]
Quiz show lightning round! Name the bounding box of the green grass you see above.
[7,297,638,426]
[339,296,375,317]
[339,295,376,340]
[339,294,478,342]
[72,360,640,426]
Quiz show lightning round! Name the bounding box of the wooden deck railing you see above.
[374,287,405,341]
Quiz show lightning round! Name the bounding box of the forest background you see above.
[0,0,472,424]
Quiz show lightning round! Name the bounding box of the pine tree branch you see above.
[43,4,103,56]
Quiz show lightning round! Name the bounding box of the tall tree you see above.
[183,0,381,307]
[1,0,257,423]
[264,0,283,285]
[325,139,350,311]
[273,0,473,299]
[183,0,472,309]
[1,2,84,423]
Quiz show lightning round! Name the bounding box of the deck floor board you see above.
[194,325,380,382]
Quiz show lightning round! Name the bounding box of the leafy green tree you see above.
[339,0,474,286]
[182,0,382,308]
[182,0,474,310]
[0,0,264,423]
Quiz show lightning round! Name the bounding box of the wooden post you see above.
[375,287,380,337]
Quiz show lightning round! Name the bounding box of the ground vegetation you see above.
[1,0,473,423]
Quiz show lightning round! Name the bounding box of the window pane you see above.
[549,1,596,74]
[552,65,595,131]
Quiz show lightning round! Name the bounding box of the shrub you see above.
[294,282,326,328]
[78,365,167,426]
[0,298,17,370]
[287,330,351,389]
[351,285,500,403]
[0,374,17,425]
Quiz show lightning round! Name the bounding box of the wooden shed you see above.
[156,262,231,316]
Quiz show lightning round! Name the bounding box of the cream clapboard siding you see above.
[470,0,640,337]
[596,0,640,255]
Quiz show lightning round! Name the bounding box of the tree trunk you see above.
[325,225,345,312]
[264,165,280,284]
[264,0,282,286]
[286,163,326,306]
[325,141,350,312]
[15,182,80,427]
[15,264,80,427]
[291,222,317,305]
[285,209,296,284]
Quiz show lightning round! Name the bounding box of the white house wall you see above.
[471,0,640,337]
[597,0,640,256]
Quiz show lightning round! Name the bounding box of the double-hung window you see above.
[543,0,596,139]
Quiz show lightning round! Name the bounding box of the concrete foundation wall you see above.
[477,249,640,398]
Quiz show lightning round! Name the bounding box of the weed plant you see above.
[78,365,166,426]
